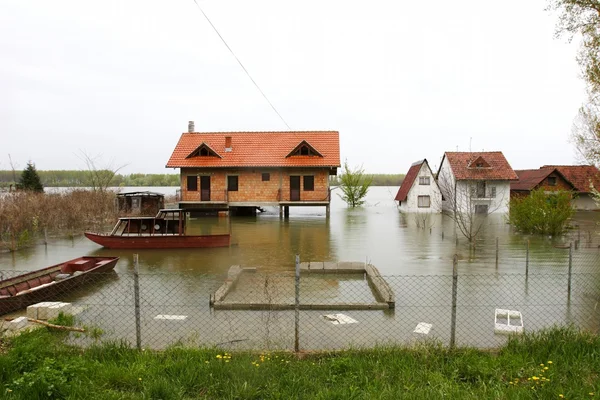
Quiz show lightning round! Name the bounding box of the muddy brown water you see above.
[2,186,599,349]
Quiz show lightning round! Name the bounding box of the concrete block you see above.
[322,262,337,270]
[7,316,28,331]
[299,262,311,271]
[494,309,523,335]
[45,303,73,320]
[310,262,324,271]
[27,302,55,319]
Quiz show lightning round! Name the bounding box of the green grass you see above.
[0,327,598,399]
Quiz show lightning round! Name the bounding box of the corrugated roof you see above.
[166,131,340,168]
[442,151,518,181]
[541,165,600,193]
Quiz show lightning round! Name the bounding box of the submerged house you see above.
[510,168,575,198]
[541,165,600,210]
[394,159,441,213]
[437,151,518,214]
[166,123,340,216]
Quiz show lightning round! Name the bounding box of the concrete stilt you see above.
[326,204,330,218]
[279,206,283,218]
[284,206,290,218]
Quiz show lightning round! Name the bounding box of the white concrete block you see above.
[45,303,73,320]
[414,322,433,334]
[37,302,63,320]
[7,316,28,331]
[27,302,55,319]
[154,315,187,321]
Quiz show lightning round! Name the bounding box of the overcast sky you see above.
[1,0,586,174]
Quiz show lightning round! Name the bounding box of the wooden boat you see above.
[0,256,119,315]
[85,209,230,249]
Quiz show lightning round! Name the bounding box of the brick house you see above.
[510,168,575,199]
[394,159,442,213]
[166,124,340,216]
[544,165,600,210]
[437,151,518,214]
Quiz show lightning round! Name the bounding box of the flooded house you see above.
[437,151,518,214]
[511,165,600,210]
[166,122,341,216]
[394,159,442,213]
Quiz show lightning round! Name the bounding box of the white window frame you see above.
[418,195,431,208]
[419,176,430,185]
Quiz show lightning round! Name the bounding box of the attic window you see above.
[186,142,222,159]
[468,156,491,169]
[286,140,323,158]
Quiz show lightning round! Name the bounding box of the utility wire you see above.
[191,0,291,130]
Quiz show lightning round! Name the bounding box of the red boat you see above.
[85,209,231,249]
[0,256,119,315]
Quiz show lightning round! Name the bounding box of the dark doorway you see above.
[290,176,300,201]
[200,176,211,201]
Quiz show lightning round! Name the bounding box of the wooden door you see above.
[290,176,300,201]
[200,176,211,201]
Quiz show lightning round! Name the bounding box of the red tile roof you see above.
[166,131,340,168]
[511,168,574,191]
[395,160,424,201]
[442,152,518,181]
[541,165,600,193]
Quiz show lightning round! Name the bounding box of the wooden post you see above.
[44,227,48,246]
[133,254,142,351]
[525,240,529,277]
[450,254,458,349]
[568,242,573,301]
[294,254,300,352]
[442,231,444,240]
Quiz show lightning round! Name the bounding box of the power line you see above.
[191,0,291,130]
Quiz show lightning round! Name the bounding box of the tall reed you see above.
[0,190,118,251]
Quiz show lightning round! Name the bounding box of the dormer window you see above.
[467,156,491,169]
[286,140,323,158]
[186,142,222,159]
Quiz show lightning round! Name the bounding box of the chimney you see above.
[225,136,232,152]
[188,121,195,133]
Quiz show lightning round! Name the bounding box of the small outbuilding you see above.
[116,191,165,216]
[395,159,442,213]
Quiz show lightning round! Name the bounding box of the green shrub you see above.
[509,189,574,235]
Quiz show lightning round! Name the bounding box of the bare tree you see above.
[437,170,507,245]
[78,151,127,193]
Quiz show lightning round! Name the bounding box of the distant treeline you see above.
[330,174,405,187]
[0,170,180,187]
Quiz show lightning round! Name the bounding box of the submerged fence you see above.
[1,247,600,351]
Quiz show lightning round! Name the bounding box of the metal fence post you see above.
[568,242,573,301]
[294,254,300,352]
[495,237,499,268]
[450,254,458,349]
[526,240,529,277]
[133,254,142,351]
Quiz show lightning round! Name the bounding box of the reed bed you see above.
[0,190,118,251]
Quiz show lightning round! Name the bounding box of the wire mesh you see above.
[1,247,599,351]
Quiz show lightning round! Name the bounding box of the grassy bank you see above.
[0,190,117,251]
[0,326,598,399]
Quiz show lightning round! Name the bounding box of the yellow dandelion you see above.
[138,378,142,381]
[548,361,553,364]
[540,364,544,367]
[559,395,564,398]
[225,360,230,363]
[544,367,549,370]
[205,361,209,364]
[590,393,595,396]
[532,376,539,381]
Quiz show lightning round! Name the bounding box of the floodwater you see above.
[2,186,600,349]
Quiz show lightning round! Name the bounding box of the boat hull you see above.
[84,232,230,249]
[0,256,119,316]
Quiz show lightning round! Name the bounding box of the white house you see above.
[395,159,442,213]
[437,152,518,215]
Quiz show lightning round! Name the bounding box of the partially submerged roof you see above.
[541,165,600,193]
[511,168,574,191]
[166,131,341,169]
[394,159,439,201]
[440,151,518,181]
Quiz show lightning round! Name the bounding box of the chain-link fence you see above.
[1,246,599,351]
